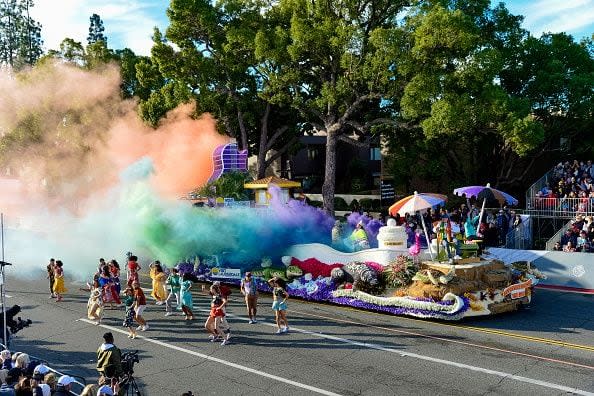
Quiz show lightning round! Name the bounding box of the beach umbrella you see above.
[389,192,447,260]
[453,183,518,228]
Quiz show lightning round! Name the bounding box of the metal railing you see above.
[524,197,594,218]
[505,215,532,249]
[526,169,554,206]
[545,220,574,251]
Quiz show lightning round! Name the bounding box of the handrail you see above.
[526,168,554,205]
[505,215,532,249]
[524,197,594,218]
[545,220,573,251]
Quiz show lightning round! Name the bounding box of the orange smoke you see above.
[107,104,227,198]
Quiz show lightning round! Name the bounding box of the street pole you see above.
[1,213,7,347]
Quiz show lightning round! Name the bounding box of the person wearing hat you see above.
[240,271,258,324]
[53,375,74,396]
[349,221,370,251]
[0,367,22,395]
[96,384,115,396]
[32,364,51,396]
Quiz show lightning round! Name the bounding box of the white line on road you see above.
[78,318,341,396]
[195,307,594,396]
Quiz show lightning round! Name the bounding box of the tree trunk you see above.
[322,128,338,215]
[256,148,267,179]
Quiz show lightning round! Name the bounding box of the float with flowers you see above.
[177,187,545,320]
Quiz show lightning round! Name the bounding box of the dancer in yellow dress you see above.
[53,260,67,302]
[150,261,167,304]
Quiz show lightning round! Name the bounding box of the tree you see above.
[392,1,545,189]
[255,0,410,213]
[140,0,302,179]
[87,13,106,45]
[0,0,43,68]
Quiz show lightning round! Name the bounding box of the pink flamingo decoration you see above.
[409,231,421,263]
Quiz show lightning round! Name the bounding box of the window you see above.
[308,147,320,161]
[370,147,381,161]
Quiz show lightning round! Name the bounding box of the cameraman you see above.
[96,332,123,381]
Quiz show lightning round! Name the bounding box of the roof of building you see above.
[244,176,301,189]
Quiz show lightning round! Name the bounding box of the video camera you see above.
[1,305,31,335]
[120,350,139,376]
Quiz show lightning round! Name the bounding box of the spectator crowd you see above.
[552,214,594,253]
[533,160,594,214]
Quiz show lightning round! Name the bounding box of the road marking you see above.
[78,318,341,396]
[287,308,594,370]
[285,293,594,352]
[82,310,594,396]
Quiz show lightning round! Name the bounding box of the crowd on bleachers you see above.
[533,160,594,213]
[551,214,594,253]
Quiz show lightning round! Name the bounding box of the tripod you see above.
[120,374,142,396]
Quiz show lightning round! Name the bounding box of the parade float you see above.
[179,190,544,321]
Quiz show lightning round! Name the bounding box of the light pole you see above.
[0,213,12,347]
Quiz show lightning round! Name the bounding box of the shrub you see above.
[359,198,373,210]
[349,198,360,211]
[308,200,323,208]
[334,197,349,211]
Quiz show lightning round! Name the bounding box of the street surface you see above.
[4,274,594,396]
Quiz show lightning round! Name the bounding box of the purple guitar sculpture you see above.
[208,142,248,183]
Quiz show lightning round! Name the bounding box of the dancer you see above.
[149,261,167,305]
[87,287,103,325]
[131,282,148,331]
[98,266,121,308]
[179,273,195,320]
[46,258,56,298]
[109,260,121,296]
[268,277,289,334]
[53,260,67,302]
[240,272,258,323]
[122,288,137,339]
[164,267,181,316]
[126,255,141,288]
[205,283,231,345]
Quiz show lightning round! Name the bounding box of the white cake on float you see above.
[377,218,408,250]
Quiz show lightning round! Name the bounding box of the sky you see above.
[31,0,594,56]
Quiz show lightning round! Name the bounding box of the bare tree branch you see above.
[265,125,289,152]
[264,135,300,167]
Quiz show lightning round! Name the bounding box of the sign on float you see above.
[210,267,242,280]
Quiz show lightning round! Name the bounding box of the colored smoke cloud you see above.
[0,62,334,280]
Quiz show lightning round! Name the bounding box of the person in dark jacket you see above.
[53,375,74,396]
[96,332,123,380]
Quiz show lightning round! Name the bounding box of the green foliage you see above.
[359,198,373,210]
[204,172,253,201]
[0,0,43,68]
[87,13,106,45]
[349,198,359,211]
[308,200,323,208]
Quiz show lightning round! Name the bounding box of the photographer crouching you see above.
[0,305,32,346]
[97,332,141,395]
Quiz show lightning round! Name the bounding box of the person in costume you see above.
[98,266,121,308]
[179,273,195,320]
[331,220,344,250]
[109,260,121,296]
[149,261,167,305]
[126,255,141,288]
[240,272,258,323]
[268,277,289,334]
[132,281,148,331]
[122,288,137,339]
[164,267,181,316]
[52,260,67,302]
[46,258,56,298]
[350,221,370,251]
[87,287,103,325]
[205,282,231,345]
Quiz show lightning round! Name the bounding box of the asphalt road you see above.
[4,274,594,396]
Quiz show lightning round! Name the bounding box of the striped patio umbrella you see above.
[453,183,518,227]
[389,192,447,260]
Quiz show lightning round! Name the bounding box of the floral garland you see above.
[331,289,467,315]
